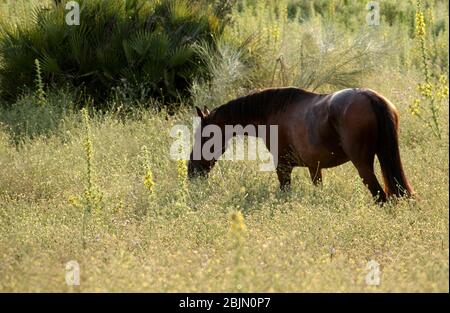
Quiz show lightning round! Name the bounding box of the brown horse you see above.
[188,87,413,203]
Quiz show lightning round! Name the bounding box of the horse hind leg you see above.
[342,134,386,203]
[353,161,386,203]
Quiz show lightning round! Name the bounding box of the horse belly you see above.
[275,102,349,169]
[293,143,348,168]
[287,122,348,169]
[316,149,349,168]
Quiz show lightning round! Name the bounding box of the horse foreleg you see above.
[276,163,293,191]
[308,166,322,186]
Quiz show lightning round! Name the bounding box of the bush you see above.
[0,0,228,107]
[0,88,75,143]
[228,0,389,92]
[190,40,250,108]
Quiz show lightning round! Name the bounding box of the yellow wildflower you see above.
[230,210,247,234]
[177,159,187,184]
[143,169,155,193]
[415,10,426,38]
[409,99,421,116]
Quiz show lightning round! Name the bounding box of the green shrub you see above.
[0,88,75,143]
[0,0,228,107]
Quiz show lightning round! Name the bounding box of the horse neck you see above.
[224,116,266,128]
[213,103,268,132]
[212,114,266,142]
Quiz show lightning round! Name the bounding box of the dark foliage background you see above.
[0,0,234,107]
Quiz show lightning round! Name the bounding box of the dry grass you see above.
[0,71,448,291]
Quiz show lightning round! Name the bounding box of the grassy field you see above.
[0,0,448,292]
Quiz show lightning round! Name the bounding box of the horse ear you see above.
[195,106,205,119]
[203,106,210,116]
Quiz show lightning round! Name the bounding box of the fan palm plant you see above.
[0,0,227,107]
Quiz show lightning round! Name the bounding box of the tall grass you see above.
[0,85,447,291]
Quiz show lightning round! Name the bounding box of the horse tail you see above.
[364,90,413,197]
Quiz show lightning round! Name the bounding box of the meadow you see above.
[0,0,448,292]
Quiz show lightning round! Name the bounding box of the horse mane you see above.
[209,87,311,122]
